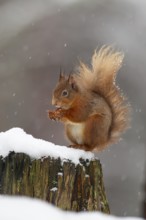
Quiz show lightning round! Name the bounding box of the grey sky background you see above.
[0,0,146,217]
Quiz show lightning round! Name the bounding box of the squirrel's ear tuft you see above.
[59,67,65,81]
[71,81,78,91]
[68,74,78,91]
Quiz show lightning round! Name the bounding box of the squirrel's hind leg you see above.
[84,115,110,151]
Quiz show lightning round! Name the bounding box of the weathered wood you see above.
[0,151,110,213]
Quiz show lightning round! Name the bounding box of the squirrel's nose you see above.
[52,96,57,106]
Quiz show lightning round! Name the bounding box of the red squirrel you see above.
[48,46,129,152]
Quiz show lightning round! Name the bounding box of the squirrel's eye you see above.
[61,90,68,97]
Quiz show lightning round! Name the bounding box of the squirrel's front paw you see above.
[48,108,64,121]
[48,111,56,120]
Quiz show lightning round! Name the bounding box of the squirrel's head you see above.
[52,72,78,110]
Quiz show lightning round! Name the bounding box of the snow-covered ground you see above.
[0,127,94,164]
[0,196,143,220]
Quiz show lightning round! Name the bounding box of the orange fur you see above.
[49,46,130,151]
[74,46,129,147]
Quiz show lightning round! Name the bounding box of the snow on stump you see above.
[0,128,110,213]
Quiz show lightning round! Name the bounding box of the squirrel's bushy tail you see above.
[75,46,129,146]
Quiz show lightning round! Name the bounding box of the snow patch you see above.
[0,196,143,220]
[0,127,94,164]
[58,172,63,176]
[50,187,58,192]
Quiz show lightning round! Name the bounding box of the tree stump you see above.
[0,151,110,213]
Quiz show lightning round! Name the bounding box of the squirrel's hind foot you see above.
[68,144,92,152]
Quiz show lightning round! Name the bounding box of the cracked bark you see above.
[0,152,110,213]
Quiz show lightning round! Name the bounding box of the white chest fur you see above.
[66,122,85,145]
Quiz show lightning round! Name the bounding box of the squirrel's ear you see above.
[68,74,78,91]
[59,67,65,81]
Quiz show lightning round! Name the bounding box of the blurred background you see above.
[0,0,145,217]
